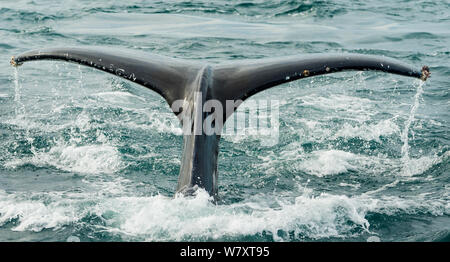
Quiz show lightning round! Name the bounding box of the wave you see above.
[5,144,124,175]
[0,187,447,241]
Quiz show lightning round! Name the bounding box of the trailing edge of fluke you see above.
[10,48,430,200]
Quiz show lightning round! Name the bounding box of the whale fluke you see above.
[10,48,429,199]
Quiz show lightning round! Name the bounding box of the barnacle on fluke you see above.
[421,65,431,81]
[10,56,22,67]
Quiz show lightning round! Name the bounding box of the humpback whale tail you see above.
[10,48,430,199]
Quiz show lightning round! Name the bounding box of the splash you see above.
[4,144,125,174]
[78,65,83,89]
[0,186,447,241]
[13,67,24,117]
[298,150,357,177]
[400,80,425,176]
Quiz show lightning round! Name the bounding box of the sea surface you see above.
[0,0,448,242]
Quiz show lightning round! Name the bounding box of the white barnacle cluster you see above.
[115,68,125,76]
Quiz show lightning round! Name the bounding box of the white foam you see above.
[141,111,182,135]
[5,144,124,175]
[67,236,81,242]
[0,191,80,232]
[255,144,397,178]
[367,236,381,242]
[0,185,447,240]
[97,189,372,241]
[334,119,400,142]
[52,144,123,174]
[298,150,357,177]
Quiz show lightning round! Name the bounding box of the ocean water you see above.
[0,0,449,242]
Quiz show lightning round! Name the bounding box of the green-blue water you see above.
[0,0,448,242]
